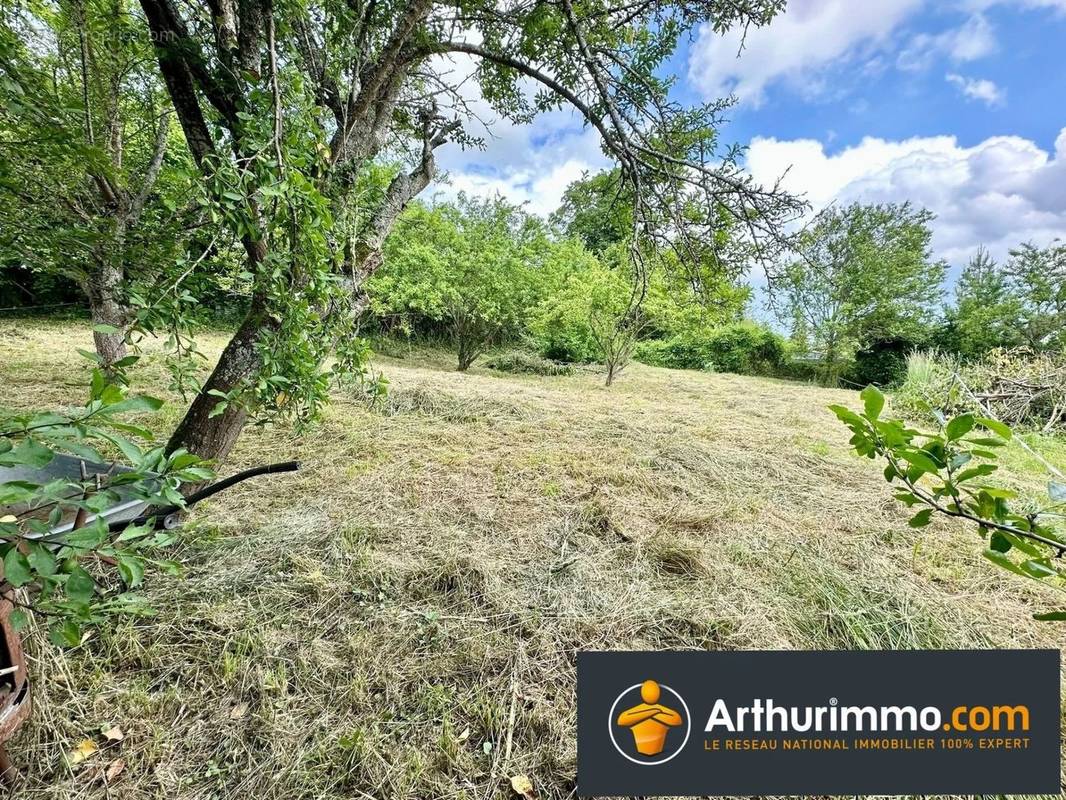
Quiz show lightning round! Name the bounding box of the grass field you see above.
[1,318,1064,800]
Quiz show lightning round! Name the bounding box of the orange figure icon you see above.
[616,680,684,756]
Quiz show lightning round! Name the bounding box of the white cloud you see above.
[746,129,1066,270]
[431,110,608,217]
[897,14,997,71]
[686,0,924,105]
[946,73,1006,106]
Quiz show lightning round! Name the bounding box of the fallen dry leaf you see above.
[510,774,534,798]
[104,758,126,783]
[102,726,124,742]
[67,739,98,766]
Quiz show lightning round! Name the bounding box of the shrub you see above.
[634,322,787,376]
[484,351,574,376]
[846,337,917,387]
[531,309,600,363]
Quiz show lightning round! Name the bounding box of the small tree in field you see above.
[371,197,542,371]
[537,247,641,385]
[775,202,946,384]
[1003,241,1066,351]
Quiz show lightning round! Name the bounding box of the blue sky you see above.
[431,0,1066,285]
[675,2,1066,153]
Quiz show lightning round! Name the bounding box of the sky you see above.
[427,0,1066,300]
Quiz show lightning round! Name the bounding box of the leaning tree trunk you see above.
[83,261,128,374]
[166,307,273,463]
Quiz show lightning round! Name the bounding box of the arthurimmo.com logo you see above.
[608,679,691,764]
[578,651,1060,796]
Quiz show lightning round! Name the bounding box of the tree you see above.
[950,247,1024,359]
[1003,241,1066,351]
[775,202,946,384]
[535,244,641,385]
[551,168,632,255]
[120,0,801,465]
[0,0,187,372]
[370,197,543,371]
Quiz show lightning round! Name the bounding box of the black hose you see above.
[108,460,301,531]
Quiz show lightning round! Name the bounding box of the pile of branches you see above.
[966,348,1066,433]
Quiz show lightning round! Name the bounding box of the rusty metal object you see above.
[0,587,30,787]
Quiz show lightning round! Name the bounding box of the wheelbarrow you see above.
[0,458,299,785]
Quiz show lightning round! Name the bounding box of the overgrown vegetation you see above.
[895,348,1066,433]
[0,366,211,644]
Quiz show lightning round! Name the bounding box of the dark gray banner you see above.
[577,649,1061,796]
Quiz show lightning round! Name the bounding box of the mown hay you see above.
[0,319,1062,800]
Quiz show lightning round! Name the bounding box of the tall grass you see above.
[891,349,963,420]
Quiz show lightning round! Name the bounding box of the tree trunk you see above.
[166,307,272,463]
[456,338,476,371]
[83,261,128,374]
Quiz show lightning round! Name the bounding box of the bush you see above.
[634,322,788,376]
[484,351,574,376]
[846,337,918,387]
[531,311,600,363]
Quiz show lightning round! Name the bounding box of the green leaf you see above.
[77,348,103,365]
[98,395,164,416]
[0,439,54,468]
[116,554,145,588]
[99,431,144,464]
[3,549,32,587]
[0,481,39,505]
[908,508,933,528]
[27,542,57,577]
[49,619,82,648]
[945,413,975,441]
[861,385,884,421]
[954,464,998,483]
[989,531,1012,553]
[1032,611,1066,621]
[828,404,865,428]
[983,549,1028,577]
[975,416,1012,440]
[115,523,153,543]
[92,324,121,334]
[898,450,941,475]
[169,451,201,469]
[61,522,108,550]
[65,565,95,604]
[9,609,28,632]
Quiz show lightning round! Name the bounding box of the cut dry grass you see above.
[0,318,1063,800]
